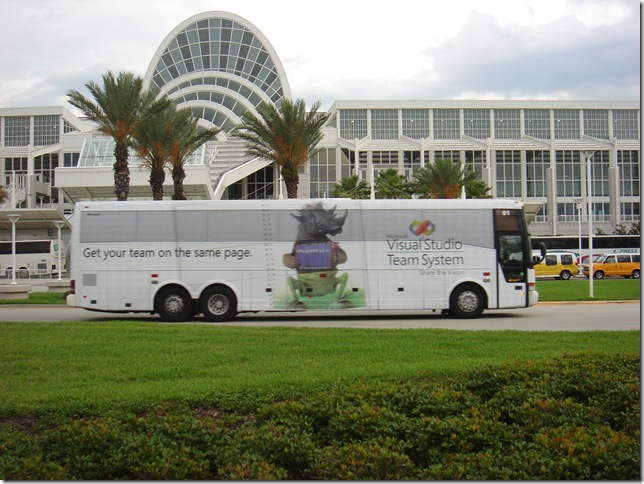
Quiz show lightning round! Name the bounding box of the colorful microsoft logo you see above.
[409,220,436,236]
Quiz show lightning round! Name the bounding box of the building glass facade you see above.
[433,109,460,139]
[464,109,491,139]
[524,109,550,139]
[144,12,291,135]
[402,109,429,139]
[494,109,521,139]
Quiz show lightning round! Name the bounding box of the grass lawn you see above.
[0,291,67,305]
[0,322,639,416]
[536,278,640,301]
[0,278,639,416]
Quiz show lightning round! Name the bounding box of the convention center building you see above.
[0,11,639,239]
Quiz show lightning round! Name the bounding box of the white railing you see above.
[0,174,27,209]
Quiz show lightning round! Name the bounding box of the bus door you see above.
[494,209,530,308]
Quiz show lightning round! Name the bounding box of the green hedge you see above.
[0,352,639,480]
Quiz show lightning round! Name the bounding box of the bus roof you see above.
[75,198,527,212]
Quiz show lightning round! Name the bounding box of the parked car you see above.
[582,253,640,279]
[533,251,578,280]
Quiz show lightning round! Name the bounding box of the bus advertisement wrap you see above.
[67,199,538,322]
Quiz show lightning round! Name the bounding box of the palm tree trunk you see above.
[114,169,130,201]
[285,179,299,198]
[149,167,165,201]
[113,144,130,201]
[171,166,187,200]
[283,170,299,198]
[172,179,187,200]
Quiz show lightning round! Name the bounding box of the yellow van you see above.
[583,253,640,279]
[533,251,578,280]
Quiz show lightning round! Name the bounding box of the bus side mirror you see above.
[533,242,547,265]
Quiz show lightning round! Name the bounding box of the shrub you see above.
[312,437,417,480]
[0,352,639,480]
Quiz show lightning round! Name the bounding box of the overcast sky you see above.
[1,0,639,112]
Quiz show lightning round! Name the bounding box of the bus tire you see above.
[449,283,486,319]
[200,285,237,322]
[155,286,193,322]
[632,269,640,279]
[593,270,605,280]
[560,270,571,280]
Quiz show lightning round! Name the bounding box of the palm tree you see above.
[234,99,330,198]
[67,71,161,201]
[131,99,176,200]
[412,158,478,199]
[133,104,221,200]
[375,168,412,199]
[331,175,371,199]
[465,178,492,199]
[166,108,220,200]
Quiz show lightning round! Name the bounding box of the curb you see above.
[537,300,640,305]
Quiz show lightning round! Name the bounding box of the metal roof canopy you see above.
[0,208,70,235]
[55,165,215,204]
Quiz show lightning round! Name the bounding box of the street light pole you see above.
[573,197,583,275]
[53,220,65,281]
[7,214,20,285]
[582,151,596,298]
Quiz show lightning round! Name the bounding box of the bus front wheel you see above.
[156,286,193,322]
[200,285,237,322]
[450,283,486,319]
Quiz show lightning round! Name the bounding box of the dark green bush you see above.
[312,437,417,480]
[0,352,639,480]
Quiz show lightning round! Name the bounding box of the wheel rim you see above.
[207,294,229,315]
[164,294,186,315]
[457,291,479,313]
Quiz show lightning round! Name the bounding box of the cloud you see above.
[415,9,639,100]
[0,0,639,110]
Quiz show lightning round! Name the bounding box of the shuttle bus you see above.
[66,199,541,322]
[531,234,640,257]
[0,239,66,278]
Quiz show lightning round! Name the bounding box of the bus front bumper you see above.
[528,288,539,306]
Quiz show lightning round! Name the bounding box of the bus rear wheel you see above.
[156,286,193,322]
[450,283,486,319]
[200,286,237,322]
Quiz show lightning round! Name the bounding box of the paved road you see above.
[0,301,640,331]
